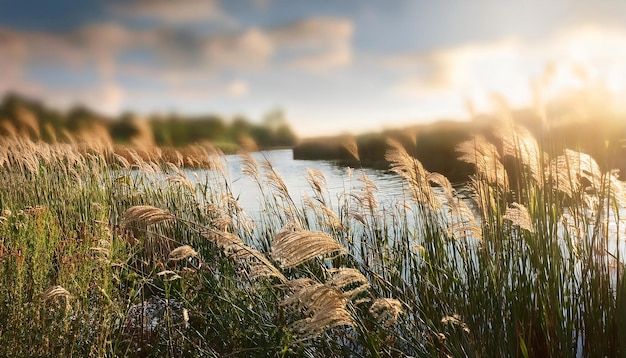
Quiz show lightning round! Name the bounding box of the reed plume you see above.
[457,136,509,189]
[271,230,346,269]
[306,168,327,196]
[497,123,543,185]
[441,314,470,333]
[369,298,403,327]
[166,174,195,192]
[168,245,198,262]
[446,197,482,241]
[282,282,354,337]
[328,268,370,299]
[503,202,534,233]
[240,151,260,179]
[15,104,40,139]
[386,139,441,209]
[203,229,286,282]
[121,205,175,227]
[341,135,360,162]
[548,149,602,198]
[42,285,72,302]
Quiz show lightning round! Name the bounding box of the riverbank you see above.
[294,108,626,180]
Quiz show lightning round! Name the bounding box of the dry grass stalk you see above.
[282,282,354,337]
[503,202,534,233]
[369,298,403,327]
[121,205,175,227]
[271,230,346,269]
[168,245,198,262]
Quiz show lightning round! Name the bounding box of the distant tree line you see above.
[0,93,298,150]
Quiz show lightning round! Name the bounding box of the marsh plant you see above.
[0,106,625,357]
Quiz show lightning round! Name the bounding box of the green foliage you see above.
[0,94,298,151]
[1,104,626,356]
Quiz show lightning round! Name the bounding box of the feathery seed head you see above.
[271,230,346,269]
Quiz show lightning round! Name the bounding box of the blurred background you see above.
[1,0,625,159]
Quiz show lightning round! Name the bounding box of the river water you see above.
[220,148,407,216]
[212,149,626,259]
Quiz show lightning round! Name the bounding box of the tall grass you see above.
[0,106,625,357]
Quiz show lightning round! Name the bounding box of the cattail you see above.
[271,230,346,269]
[121,205,175,227]
[369,298,403,327]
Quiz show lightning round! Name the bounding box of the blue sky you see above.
[1,0,626,136]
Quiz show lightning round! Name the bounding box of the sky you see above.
[1,0,626,137]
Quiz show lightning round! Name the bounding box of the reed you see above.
[0,104,624,357]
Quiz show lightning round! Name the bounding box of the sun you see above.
[541,27,626,99]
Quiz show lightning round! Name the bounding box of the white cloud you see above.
[387,26,626,112]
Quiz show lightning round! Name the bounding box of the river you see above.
[219,148,407,216]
